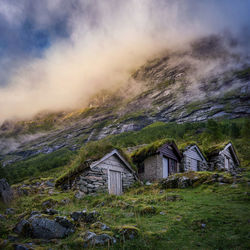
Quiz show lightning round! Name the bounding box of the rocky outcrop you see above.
[14,214,75,239]
[160,172,234,189]
[0,178,13,204]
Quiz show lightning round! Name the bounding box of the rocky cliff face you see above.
[0,35,250,166]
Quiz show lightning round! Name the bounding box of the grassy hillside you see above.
[2,117,249,185]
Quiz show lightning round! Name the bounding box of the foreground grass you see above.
[1,177,249,249]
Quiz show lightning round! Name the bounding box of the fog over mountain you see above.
[0,0,250,123]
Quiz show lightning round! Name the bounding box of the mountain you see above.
[0,35,250,167]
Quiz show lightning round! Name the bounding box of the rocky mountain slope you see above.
[0,35,250,166]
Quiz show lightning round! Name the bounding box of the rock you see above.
[231,183,238,188]
[5,208,15,215]
[0,214,6,220]
[60,198,70,205]
[0,178,13,204]
[83,210,99,224]
[14,244,30,250]
[201,223,206,228]
[159,211,166,215]
[145,181,152,186]
[137,205,156,215]
[166,194,182,201]
[70,211,84,222]
[90,222,110,231]
[41,199,56,209]
[45,180,55,187]
[7,235,19,242]
[43,209,58,215]
[117,225,139,240]
[83,231,116,247]
[178,176,192,188]
[14,215,75,239]
[13,219,30,235]
[30,211,40,216]
[75,191,85,199]
[55,216,75,230]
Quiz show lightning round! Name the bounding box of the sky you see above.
[0,0,250,122]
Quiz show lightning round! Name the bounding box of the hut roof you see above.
[56,141,134,186]
[131,139,181,164]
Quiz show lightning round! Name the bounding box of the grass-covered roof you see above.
[131,138,174,165]
[55,140,133,187]
[204,141,231,157]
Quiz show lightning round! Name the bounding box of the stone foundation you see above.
[72,166,136,195]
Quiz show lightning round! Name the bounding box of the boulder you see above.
[14,215,75,239]
[0,178,13,204]
[83,231,116,247]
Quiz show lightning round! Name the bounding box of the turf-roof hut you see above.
[180,144,208,172]
[131,140,182,181]
[206,142,240,172]
[56,143,137,195]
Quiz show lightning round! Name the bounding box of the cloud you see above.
[0,0,249,123]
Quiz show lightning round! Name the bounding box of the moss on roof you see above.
[178,141,198,152]
[55,140,133,187]
[205,141,231,157]
[178,141,207,160]
[131,138,174,165]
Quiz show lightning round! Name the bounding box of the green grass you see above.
[1,179,249,249]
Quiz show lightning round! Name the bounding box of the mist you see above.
[0,0,249,123]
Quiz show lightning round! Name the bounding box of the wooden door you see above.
[162,157,169,178]
[191,158,198,171]
[109,170,122,195]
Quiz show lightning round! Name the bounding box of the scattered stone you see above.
[117,225,139,240]
[0,178,13,204]
[7,235,19,242]
[60,198,70,205]
[201,223,206,228]
[137,205,156,215]
[30,211,40,216]
[166,194,182,202]
[83,231,116,247]
[14,244,30,250]
[5,208,15,215]
[75,191,85,199]
[231,183,238,188]
[0,214,6,220]
[70,211,84,222]
[46,181,55,187]
[159,211,166,215]
[43,209,58,215]
[41,199,56,209]
[90,222,110,231]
